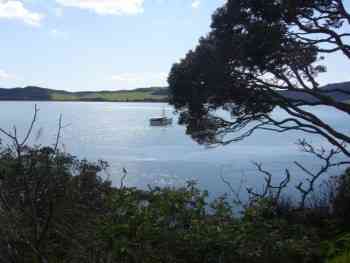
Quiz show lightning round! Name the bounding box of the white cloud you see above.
[191,0,200,8]
[111,72,167,89]
[0,69,14,80]
[56,0,144,15]
[0,0,44,26]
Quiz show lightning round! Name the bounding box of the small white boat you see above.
[150,108,173,126]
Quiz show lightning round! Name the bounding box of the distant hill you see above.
[0,86,169,102]
[280,81,350,103]
[0,81,349,103]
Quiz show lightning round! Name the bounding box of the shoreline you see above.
[0,99,168,103]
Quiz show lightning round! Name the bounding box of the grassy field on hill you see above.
[0,86,169,102]
[50,89,167,102]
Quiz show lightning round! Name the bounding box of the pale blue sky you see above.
[0,0,348,91]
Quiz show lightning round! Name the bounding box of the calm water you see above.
[0,101,348,199]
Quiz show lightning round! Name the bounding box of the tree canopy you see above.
[168,0,350,157]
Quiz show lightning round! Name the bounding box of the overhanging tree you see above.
[168,0,350,158]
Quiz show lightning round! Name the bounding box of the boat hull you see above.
[150,117,173,126]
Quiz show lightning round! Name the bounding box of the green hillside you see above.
[0,86,169,102]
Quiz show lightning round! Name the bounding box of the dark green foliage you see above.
[98,186,321,263]
[0,143,349,262]
[168,0,319,124]
[332,168,350,229]
[0,145,112,262]
[167,0,350,147]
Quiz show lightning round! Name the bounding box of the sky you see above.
[0,0,225,91]
[0,0,348,91]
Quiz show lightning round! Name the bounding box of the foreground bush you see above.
[98,186,322,263]
[0,145,348,262]
[0,146,112,262]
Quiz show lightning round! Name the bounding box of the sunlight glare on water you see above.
[0,101,348,199]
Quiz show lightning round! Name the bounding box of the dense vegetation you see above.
[0,86,168,102]
[0,142,349,263]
